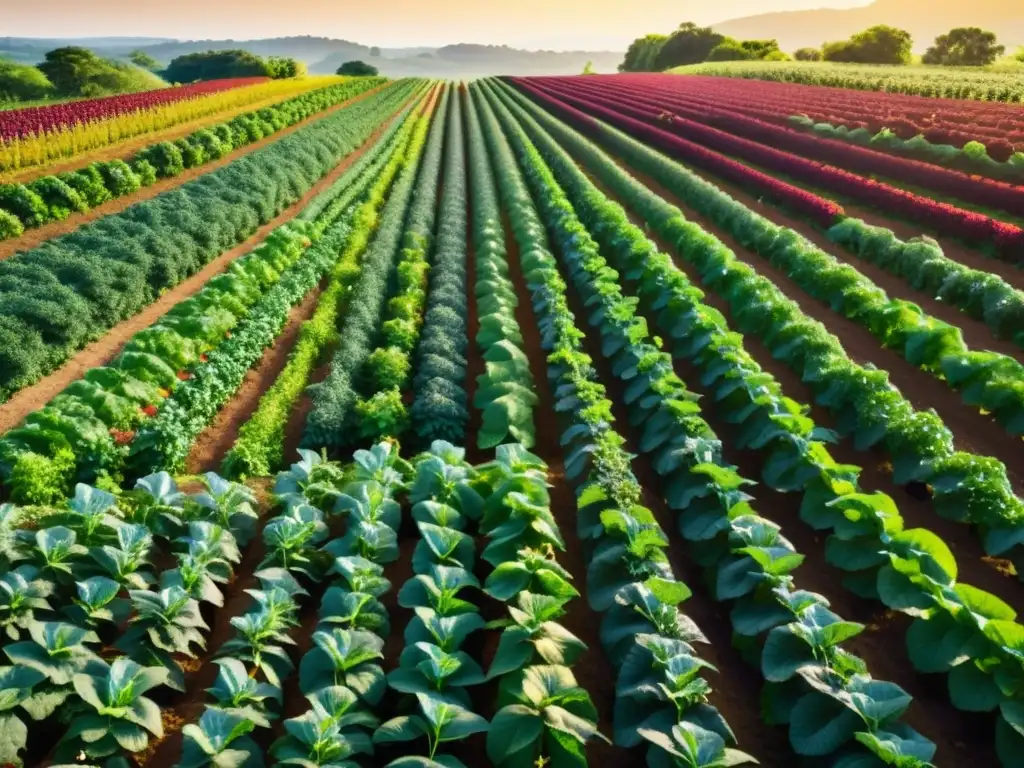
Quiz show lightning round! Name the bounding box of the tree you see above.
[619,34,668,72]
[706,41,754,61]
[740,39,781,58]
[267,56,307,78]
[370,46,381,57]
[653,22,725,70]
[164,50,271,83]
[794,47,823,61]
[129,50,161,71]
[582,61,595,74]
[822,25,913,65]
[764,50,791,61]
[337,60,379,76]
[1017,47,1024,63]
[922,27,1005,66]
[37,47,106,94]
[0,58,54,101]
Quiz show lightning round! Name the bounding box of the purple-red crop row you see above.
[604,74,1024,158]
[512,76,1024,262]
[555,75,1024,220]
[509,77,845,229]
[0,77,269,140]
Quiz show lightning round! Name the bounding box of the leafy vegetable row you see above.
[464,87,537,451]
[222,90,429,479]
[490,79,1024,765]
[372,442,491,767]
[354,85,451,444]
[302,86,438,449]
[470,81,753,768]
[483,79,934,766]
[519,78,1024,437]
[0,77,389,240]
[0,79,421,405]
[502,79,1024,568]
[0,470,259,765]
[410,86,471,446]
[181,443,409,768]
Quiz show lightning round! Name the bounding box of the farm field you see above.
[0,70,1021,768]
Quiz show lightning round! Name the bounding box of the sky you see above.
[1,0,873,50]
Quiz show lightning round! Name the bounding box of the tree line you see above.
[620,23,1015,72]
[0,47,308,104]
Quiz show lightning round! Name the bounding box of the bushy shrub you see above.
[27,176,88,220]
[189,128,230,161]
[6,448,76,505]
[174,137,205,169]
[60,165,112,207]
[0,208,25,239]
[794,47,823,61]
[365,346,411,390]
[138,141,185,177]
[97,159,141,196]
[0,183,50,227]
[354,388,408,440]
[131,158,158,186]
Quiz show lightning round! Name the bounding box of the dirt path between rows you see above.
[0,97,407,437]
[0,84,386,260]
[2,83,350,185]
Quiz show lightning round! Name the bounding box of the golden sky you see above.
[3,0,872,49]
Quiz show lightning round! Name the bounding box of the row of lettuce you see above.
[0,79,408,405]
[0,77,387,240]
[486,77,1024,765]
[0,80,428,505]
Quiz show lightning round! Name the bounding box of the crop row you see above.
[0,76,269,141]
[508,77,1024,543]
[464,84,538,451]
[302,85,438,450]
[0,85,430,504]
[481,78,942,765]
[0,77,349,176]
[353,85,451,445]
[221,90,428,479]
[674,60,1024,105]
[410,86,471,445]
[628,74,1024,159]
[469,81,753,766]
[0,79,419,405]
[492,77,1024,763]
[0,76,387,240]
[573,74,1024,219]
[518,76,1024,260]
[0,470,260,764]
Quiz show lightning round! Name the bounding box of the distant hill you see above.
[713,0,1024,53]
[0,35,622,78]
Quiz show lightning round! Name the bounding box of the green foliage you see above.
[823,25,913,65]
[0,183,49,227]
[27,176,87,220]
[706,41,755,62]
[0,57,54,101]
[137,140,185,177]
[923,27,1005,66]
[355,388,410,441]
[366,346,412,390]
[619,34,669,72]
[0,209,23,239]
[37,46,165,97]
[164,49,272,82]
[267,56,307,78]
[794,47,823,61]
[128,50,161,71]
[96,158,142,197]
[654,22,726,69]
[6,449,76,505]
[337,60,380,76]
